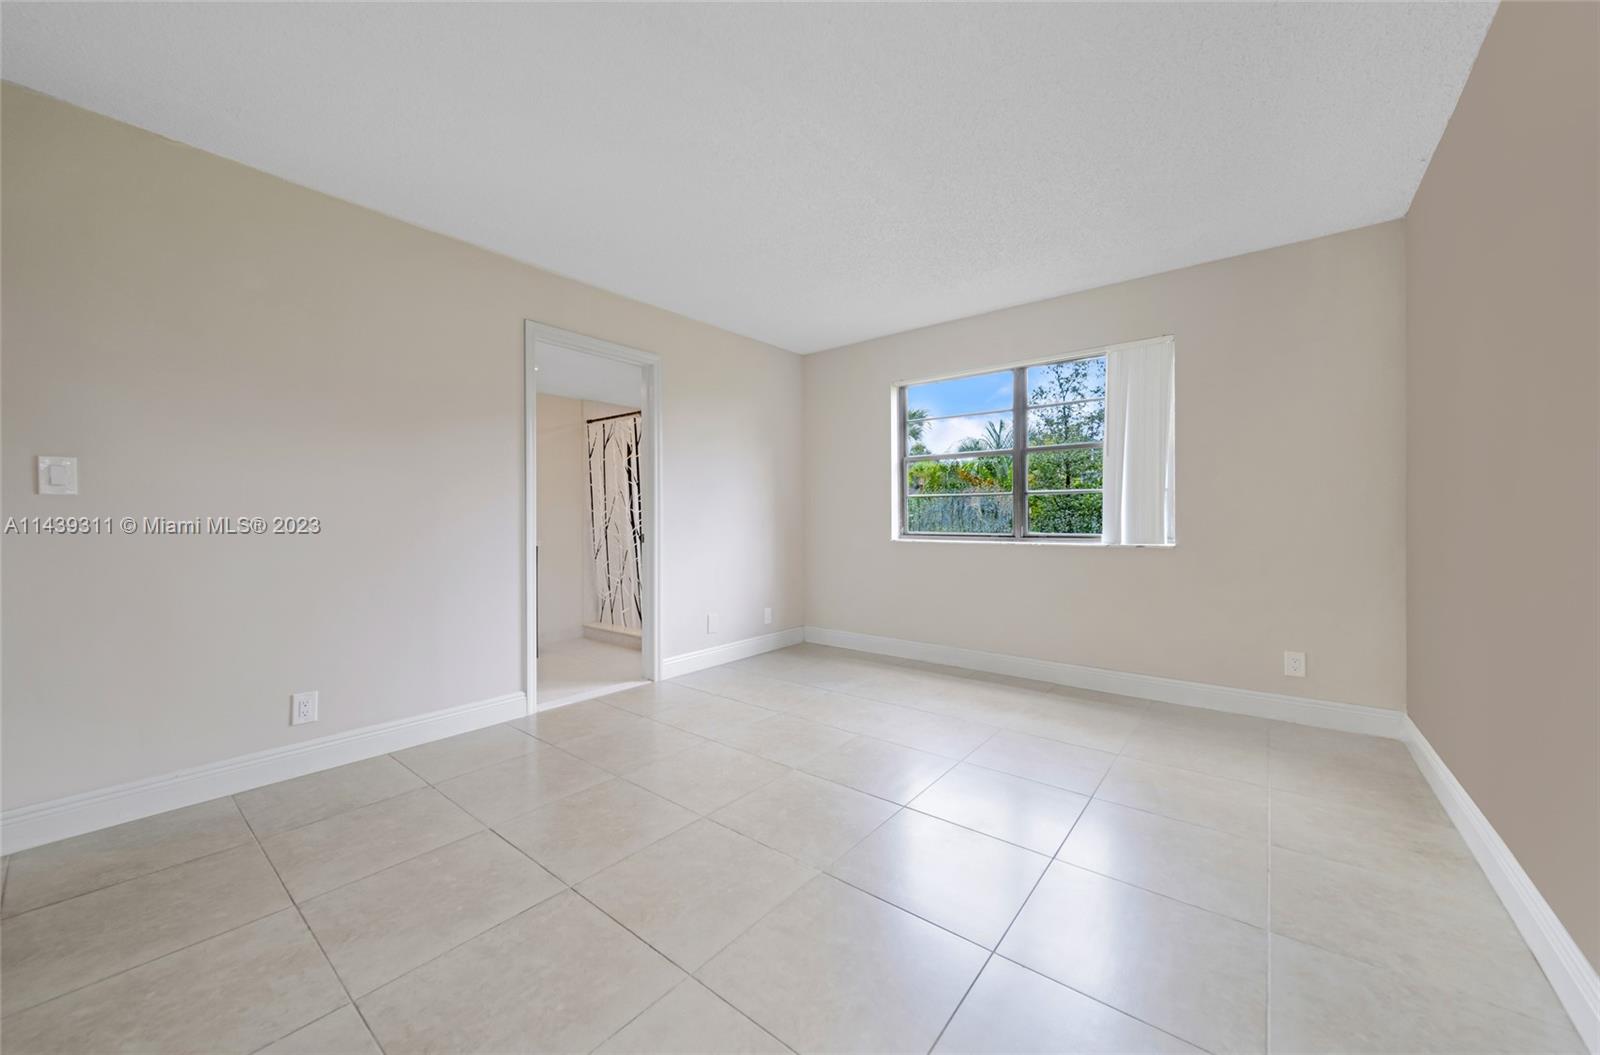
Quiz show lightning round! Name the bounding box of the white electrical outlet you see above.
[763,607,773,625]
[291,690,319,725]
[706,612,717,634]
[1283,651,1307,678]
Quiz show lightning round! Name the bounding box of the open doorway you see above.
[525,322,662,711]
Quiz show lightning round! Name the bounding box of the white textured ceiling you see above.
[2,2,1494,353]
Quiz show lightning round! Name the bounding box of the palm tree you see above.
[906,407,930,455]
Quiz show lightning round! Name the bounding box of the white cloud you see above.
[921,414,1007,455]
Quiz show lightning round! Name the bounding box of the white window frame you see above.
[898,349,1107,542]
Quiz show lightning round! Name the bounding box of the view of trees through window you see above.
[903,355,1106,537]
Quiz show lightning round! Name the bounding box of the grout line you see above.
[244,1004,366,1055]
[1266,780,1274,1053]
[0,834,258,924]
[246,803,390,1055]
[924,756,1110,1053]
[0,814,329,1024]
[235,771,427,844]
[585,974,798,1055]
[985,953,1223,1055]
[0,901,296,1023]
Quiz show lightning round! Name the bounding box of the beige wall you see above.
[535,394,588,646]
[1,85,804,809]
[804,222,1408,710]
[1405,3,1600,966]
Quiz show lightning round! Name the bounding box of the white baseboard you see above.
[804,626,1406,739]
[0,691,527,856]
[1404,718,1599,1052]
[662,627,805,680]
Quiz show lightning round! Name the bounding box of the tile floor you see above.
[536,637,648,709]
[0,644,1583,1054]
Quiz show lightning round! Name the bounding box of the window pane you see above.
[906,411,1013,456]
[907,454,1014,495]
[1027,401,1104,445]
[1026,448,1103,491]
[1026,356,1106,405]
[1028,492,1103,535]
[907,370,1013,418]
[907,495,1014,534]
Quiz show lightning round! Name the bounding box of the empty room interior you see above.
[1,3,1597,1054]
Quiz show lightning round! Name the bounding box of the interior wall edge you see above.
[0,691,527,856]
[802,625,1407,739]
[1405,717,1600,1052]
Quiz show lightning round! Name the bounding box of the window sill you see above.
[894,534,1175,548]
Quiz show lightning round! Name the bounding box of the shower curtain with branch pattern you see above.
[586,413,643,629]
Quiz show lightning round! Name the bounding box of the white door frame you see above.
[524,321,664,712]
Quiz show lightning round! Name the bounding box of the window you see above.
[901,353,1107,539]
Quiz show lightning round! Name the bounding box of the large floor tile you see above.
[837,667,997,718]
[595,979,788,1054]
[623,741,788,813]
[1,797,252,916]
[300,831,562,996]
[1,843,290,1016]
[1268,723,1419,777]
[1096,756,1267,837]
[257,1006,383,1055]
[958,669,1062,694]
[910,763,1088,854]
[762,653,899,695]
[1006,693,1145,752]
[599,679,716,715]
[233,756,424,837]
[829,702,996,759]
[799,735,955,804]
[559,720,704,773]
[431,740,610,825]
[964,729,1113,794]
[1268,750,1446,825]
[648,694,778,737]
[579,820,814,970]
[713,770,898,868]
[390,724,539,783]
[999,863,1266,1054]
[1270,846,1569,1023]
[934,956,1202,1054]
[260,787,481,901]
[682,667,843,714]
[359,891,683,1054]
[1270,935,1584,1054]
[710,712,857,767]
[1139,701,1277,737]
[514,698,646,743]
[700,875,987,1054]
[778,689,907,735]
[830,809,1048,947]
[1058,799,1267,926]
[495,778,697,883]
[1270,786,1475,881]
[1121,719,1269,785]
[1,909,345,1055]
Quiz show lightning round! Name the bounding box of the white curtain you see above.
[1102,338,1176,546]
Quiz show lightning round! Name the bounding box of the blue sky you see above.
[906,370,1014,454]
[907,360,1106,455]
[907,370,1013,418]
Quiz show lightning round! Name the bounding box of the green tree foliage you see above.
[906,408,930,455]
